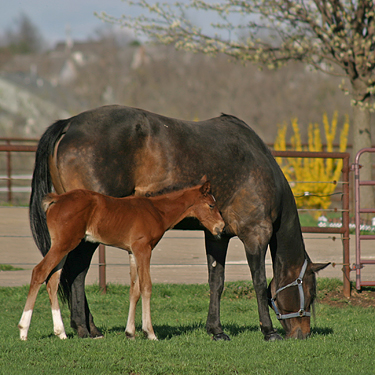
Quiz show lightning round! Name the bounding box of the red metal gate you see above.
[352,148,375,290]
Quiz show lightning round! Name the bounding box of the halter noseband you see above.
[270,259,311,320]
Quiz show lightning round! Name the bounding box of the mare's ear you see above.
[200,181,211,196]
[310,262,330,273]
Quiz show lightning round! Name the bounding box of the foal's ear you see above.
[200,181,211,196]
[310,262,330,273]
[199,175,208,184]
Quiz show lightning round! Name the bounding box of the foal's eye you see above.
[209,204,215,209]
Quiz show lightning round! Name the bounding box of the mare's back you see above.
[57,106,289,211]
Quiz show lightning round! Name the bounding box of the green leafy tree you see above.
[100,0,375,207]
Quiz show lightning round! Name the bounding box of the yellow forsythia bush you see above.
[274,112,349,212]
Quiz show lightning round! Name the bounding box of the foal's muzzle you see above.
[214,223,225,239]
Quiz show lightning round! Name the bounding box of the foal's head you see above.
[189,181,225,237]
[268,261,330,339]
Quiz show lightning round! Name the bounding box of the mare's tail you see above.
[29,120,69,256]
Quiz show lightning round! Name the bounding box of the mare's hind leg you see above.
[18,248,68,340]
[63,242,103,338]
[46,269,67,339]
[205,232,230,341]
[125,253,141,339]
[240,223,282,341]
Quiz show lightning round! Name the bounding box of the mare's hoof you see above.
[264,332,283,341]
[76,326,104,339]
[77,327,91,338]
[212,333,231,341]
[90,327,103,339]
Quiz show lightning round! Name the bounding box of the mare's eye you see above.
[209,204,215,209]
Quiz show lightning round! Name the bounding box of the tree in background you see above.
[274,112,349,216]
[2,13,44,54]
[100,0,375,208]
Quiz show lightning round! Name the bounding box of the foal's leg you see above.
[46,269,67,339]
[18,266,44,340]
[125,253,141,339]
[133,244,157,340]
[18,248,68,340]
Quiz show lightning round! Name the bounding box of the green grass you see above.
[1,280,374,375]
[0,264,24,271]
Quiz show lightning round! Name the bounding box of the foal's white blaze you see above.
[52,309,67,339]
[18,309,33,340]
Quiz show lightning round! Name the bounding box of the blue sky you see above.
[0,0,241,48]
[0,0,137,46]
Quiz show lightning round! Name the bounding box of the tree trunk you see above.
[352,100,375,211]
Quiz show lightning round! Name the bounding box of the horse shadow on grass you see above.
[105,322,261,340]
[38,324,333,340]
[267,326,334,339]
[310,326,334,336]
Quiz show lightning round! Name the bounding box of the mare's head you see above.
[268,261,330,339]
[189,181,225,237]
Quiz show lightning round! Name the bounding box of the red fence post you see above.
[6,140,11,204]
[342,154,351,297]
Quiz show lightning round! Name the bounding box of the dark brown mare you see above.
[29,105,329,341]
[19,181,224,340]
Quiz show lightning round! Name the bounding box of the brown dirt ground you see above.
[318,288,375,308]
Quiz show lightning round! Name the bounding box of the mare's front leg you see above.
[205,232,230,341]
[65,241,103,338]
[240,225,282,341]
[46,268,67,339]
[125,253,141,339]
[132,243,157,340]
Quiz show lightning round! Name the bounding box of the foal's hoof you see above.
[264,332,283,341]
[56,332,68,340]
[143,331,158,341]
[125,332,135,340]
[212,333,231,341]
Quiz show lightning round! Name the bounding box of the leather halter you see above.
[270,259,311,320]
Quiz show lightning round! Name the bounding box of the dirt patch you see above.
[318,288,375,308]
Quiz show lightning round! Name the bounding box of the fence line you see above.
[0,141,352,296]
[0,140,37,203]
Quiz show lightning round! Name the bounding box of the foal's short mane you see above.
[143,179,205,198]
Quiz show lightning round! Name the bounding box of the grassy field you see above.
[1,280,374,375]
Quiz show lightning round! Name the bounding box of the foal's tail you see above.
[29,119,69,257]
[42,193,58,213]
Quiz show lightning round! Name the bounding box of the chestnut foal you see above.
[19,181,224,340]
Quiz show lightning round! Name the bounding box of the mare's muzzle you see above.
[269,259,310,320]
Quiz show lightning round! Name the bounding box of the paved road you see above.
[0,207,374,287]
